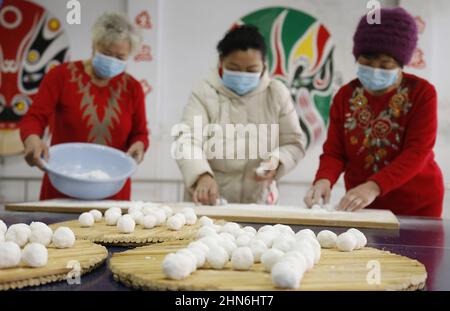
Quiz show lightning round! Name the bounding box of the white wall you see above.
[1,0,449,217]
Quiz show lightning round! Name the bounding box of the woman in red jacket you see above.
[304,7,444,217]
[19,12,150,200]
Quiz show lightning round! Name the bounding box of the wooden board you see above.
[48,219,201,246]
[109,240,427,291]
[6,200,399,230]
[6,199,194,214]
[0,240,108,291]
[171,204,400,230]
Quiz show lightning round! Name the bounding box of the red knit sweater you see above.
[314,73,444,217]
[20,61,150,200]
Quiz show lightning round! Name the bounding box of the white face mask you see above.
[222,69,261,95]
[357,64,400,91]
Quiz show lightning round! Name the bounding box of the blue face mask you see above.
[357,64,400,92]
[222,69,261,95]
[92,52,127,79]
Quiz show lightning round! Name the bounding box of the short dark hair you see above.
[217,25,266,60]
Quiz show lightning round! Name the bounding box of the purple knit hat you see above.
[353,7,418,65]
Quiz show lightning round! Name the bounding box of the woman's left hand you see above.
[127,141,145,164]
[337,181,381,212]
[255,157,279,182]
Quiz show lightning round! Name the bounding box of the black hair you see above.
[217,25,266,60]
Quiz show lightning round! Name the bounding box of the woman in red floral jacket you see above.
[304,7,444,217]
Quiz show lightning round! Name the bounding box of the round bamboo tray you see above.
[49,220,200,246]
[109,240,427,291]
[0,240,108,290]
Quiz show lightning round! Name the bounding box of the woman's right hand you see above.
[192,173,219,205]
[23,134,49,171]
[304,179,331,207]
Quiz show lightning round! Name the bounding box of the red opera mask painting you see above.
[0,0,70,155]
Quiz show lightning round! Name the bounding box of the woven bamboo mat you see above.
[49,220,201,246]
[0,240,108,290]
[109,240,427,291]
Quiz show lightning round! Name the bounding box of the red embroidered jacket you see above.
[20,61,150,200]
[314,73,444,217]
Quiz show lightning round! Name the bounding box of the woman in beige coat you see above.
[174,26,305,205]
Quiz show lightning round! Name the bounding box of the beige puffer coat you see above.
[175,68,306,203]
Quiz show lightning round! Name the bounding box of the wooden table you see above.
[0,206,448,291]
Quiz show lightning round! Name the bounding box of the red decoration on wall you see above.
[135,10,152,29]
[409,48,426,69]
[134,44,153,62]
[139,79,152,96]
[415,16,426,34]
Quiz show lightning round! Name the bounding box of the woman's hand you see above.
[127,141,145,164]
[255,157,279,182]
[192,173,219,205]
[23,134,49,171]
[304,179,331,207]
[338,181,381,212]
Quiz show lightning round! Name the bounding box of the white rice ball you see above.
[162,253,192,280]
[78,212,95,227]
[295,229,316,240]
[256,231,278,248]
[242,226,257,235]
[186,246,206,268]
[231,247,254,270]
[196,226,217,238]
[292,240,315,270]
[235,235,252,247]
[89,209,103,222]
[5,223,31,247]
[206,245,229,269]
[167,215,185,231]
[347,228,367,249]
[117,215,135,234]
[298,237,321,264]
[199,216,214,227]
[127,205,142,215]
[52,227,75,248]
[188,241,209,255]
[261,248,284,272]
[258,225,276,234]
[283,251,308,273]
[142,215,157,229]
[219,238,237,257]
[0,220,7,234]
[273,224,295,236]
[105,210,121,226]
[0,241,21,268]
[183,211,197,225]
[317,230,337,249]
[272,233,296,252]
[271,261,303,289]
[0,233,4,243]
[221,222,240,234]
[128,211,144,226]
[29,222,53,246]
[248,239,268,263]
[106,207,122,215]
[219,232,235,242]
[152,208,167,224]
[21,243,48,267]
[336,232,357,252]
[199,236,221,250]
[176,249,197,273]
[160,205,174,218]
